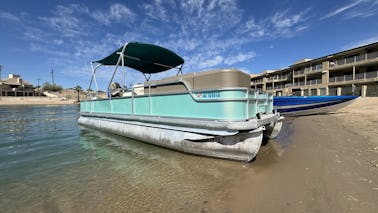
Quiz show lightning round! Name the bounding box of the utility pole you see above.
[51,68,55,85]
[36,78,41,96]
[0,64,2,80]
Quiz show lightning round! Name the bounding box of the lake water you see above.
[0,105,286,212]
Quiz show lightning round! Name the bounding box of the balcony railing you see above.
[306,79,322,85]
[293,70,305,76]
[367,51,378,59]
[293,81,305,86]
[366,71,378,78]
[329,75,352,82]
[311,64,322,72]
[329,71,378,83]
[267,75,289,81]
[252,79,263,84]
[274,85,285,89]
[330,51,378,67]
[355,73,365,80]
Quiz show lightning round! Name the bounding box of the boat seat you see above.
[144,68,251,95]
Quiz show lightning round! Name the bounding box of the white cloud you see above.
[0,11,21,22]
[239,9,310,39]
[199,55,224,69]
[92,3,136,26]
[224,51,256,65]
[38,4,90,37]
[242,18,265,38]
[29,42,71,58]
[174,0,241,35]
[322,0,364,19]
[320,0,376,20]
[110,3,134,19]
[142,0,169,22]
[341,36,378,50]
[39,15,85,37]
[295,25,308,32]
[24,31,44,42]
[271,10,301,28]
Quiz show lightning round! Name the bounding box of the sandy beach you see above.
[0,96,77,105]
[206,97,378,213]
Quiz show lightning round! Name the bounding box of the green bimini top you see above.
[94,42,184,74]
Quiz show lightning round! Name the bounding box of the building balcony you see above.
[293,81,305,87]
[306,79,323,85]
[251,79,264,84]
[274,85,285,90]
[329,75,353,83]
[293,70,305,76]
[355,71,378,80]
[305,68,323,75]
[305,64,323,74]
[266,76,289,82]
[329,71,378,84]
[329,51,378,70]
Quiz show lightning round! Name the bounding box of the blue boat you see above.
[273,96,359,116]
[78,42,283,161]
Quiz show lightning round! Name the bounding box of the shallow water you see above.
[0,105,278,212]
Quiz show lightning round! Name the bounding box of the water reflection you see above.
[77,127,251,212]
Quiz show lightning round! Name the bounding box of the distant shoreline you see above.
[0,96,78,106]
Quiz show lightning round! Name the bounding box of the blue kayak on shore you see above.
[273,96,359,116]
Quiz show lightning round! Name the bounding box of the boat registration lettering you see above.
[196,91,220,99]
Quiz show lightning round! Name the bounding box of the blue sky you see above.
[1,0,378,89]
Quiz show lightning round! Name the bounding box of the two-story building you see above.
[250,42,378,97]
[0,74,37,96]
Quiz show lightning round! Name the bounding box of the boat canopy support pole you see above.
[121,49,126,89]
[88,63,101,92]
[107,43,128,96]
[143,73,152,81]
[176,63,184,76]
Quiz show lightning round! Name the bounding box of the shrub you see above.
[42,82,63,92]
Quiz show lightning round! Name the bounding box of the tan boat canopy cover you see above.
[94,42,185,74]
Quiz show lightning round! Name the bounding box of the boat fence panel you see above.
[112,98,132,114]
[133,96,150,115]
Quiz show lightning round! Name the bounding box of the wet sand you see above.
[207,97,378,213]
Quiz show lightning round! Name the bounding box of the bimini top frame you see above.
[88,41,185,93]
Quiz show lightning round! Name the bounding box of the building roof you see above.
[0,75,33,87]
